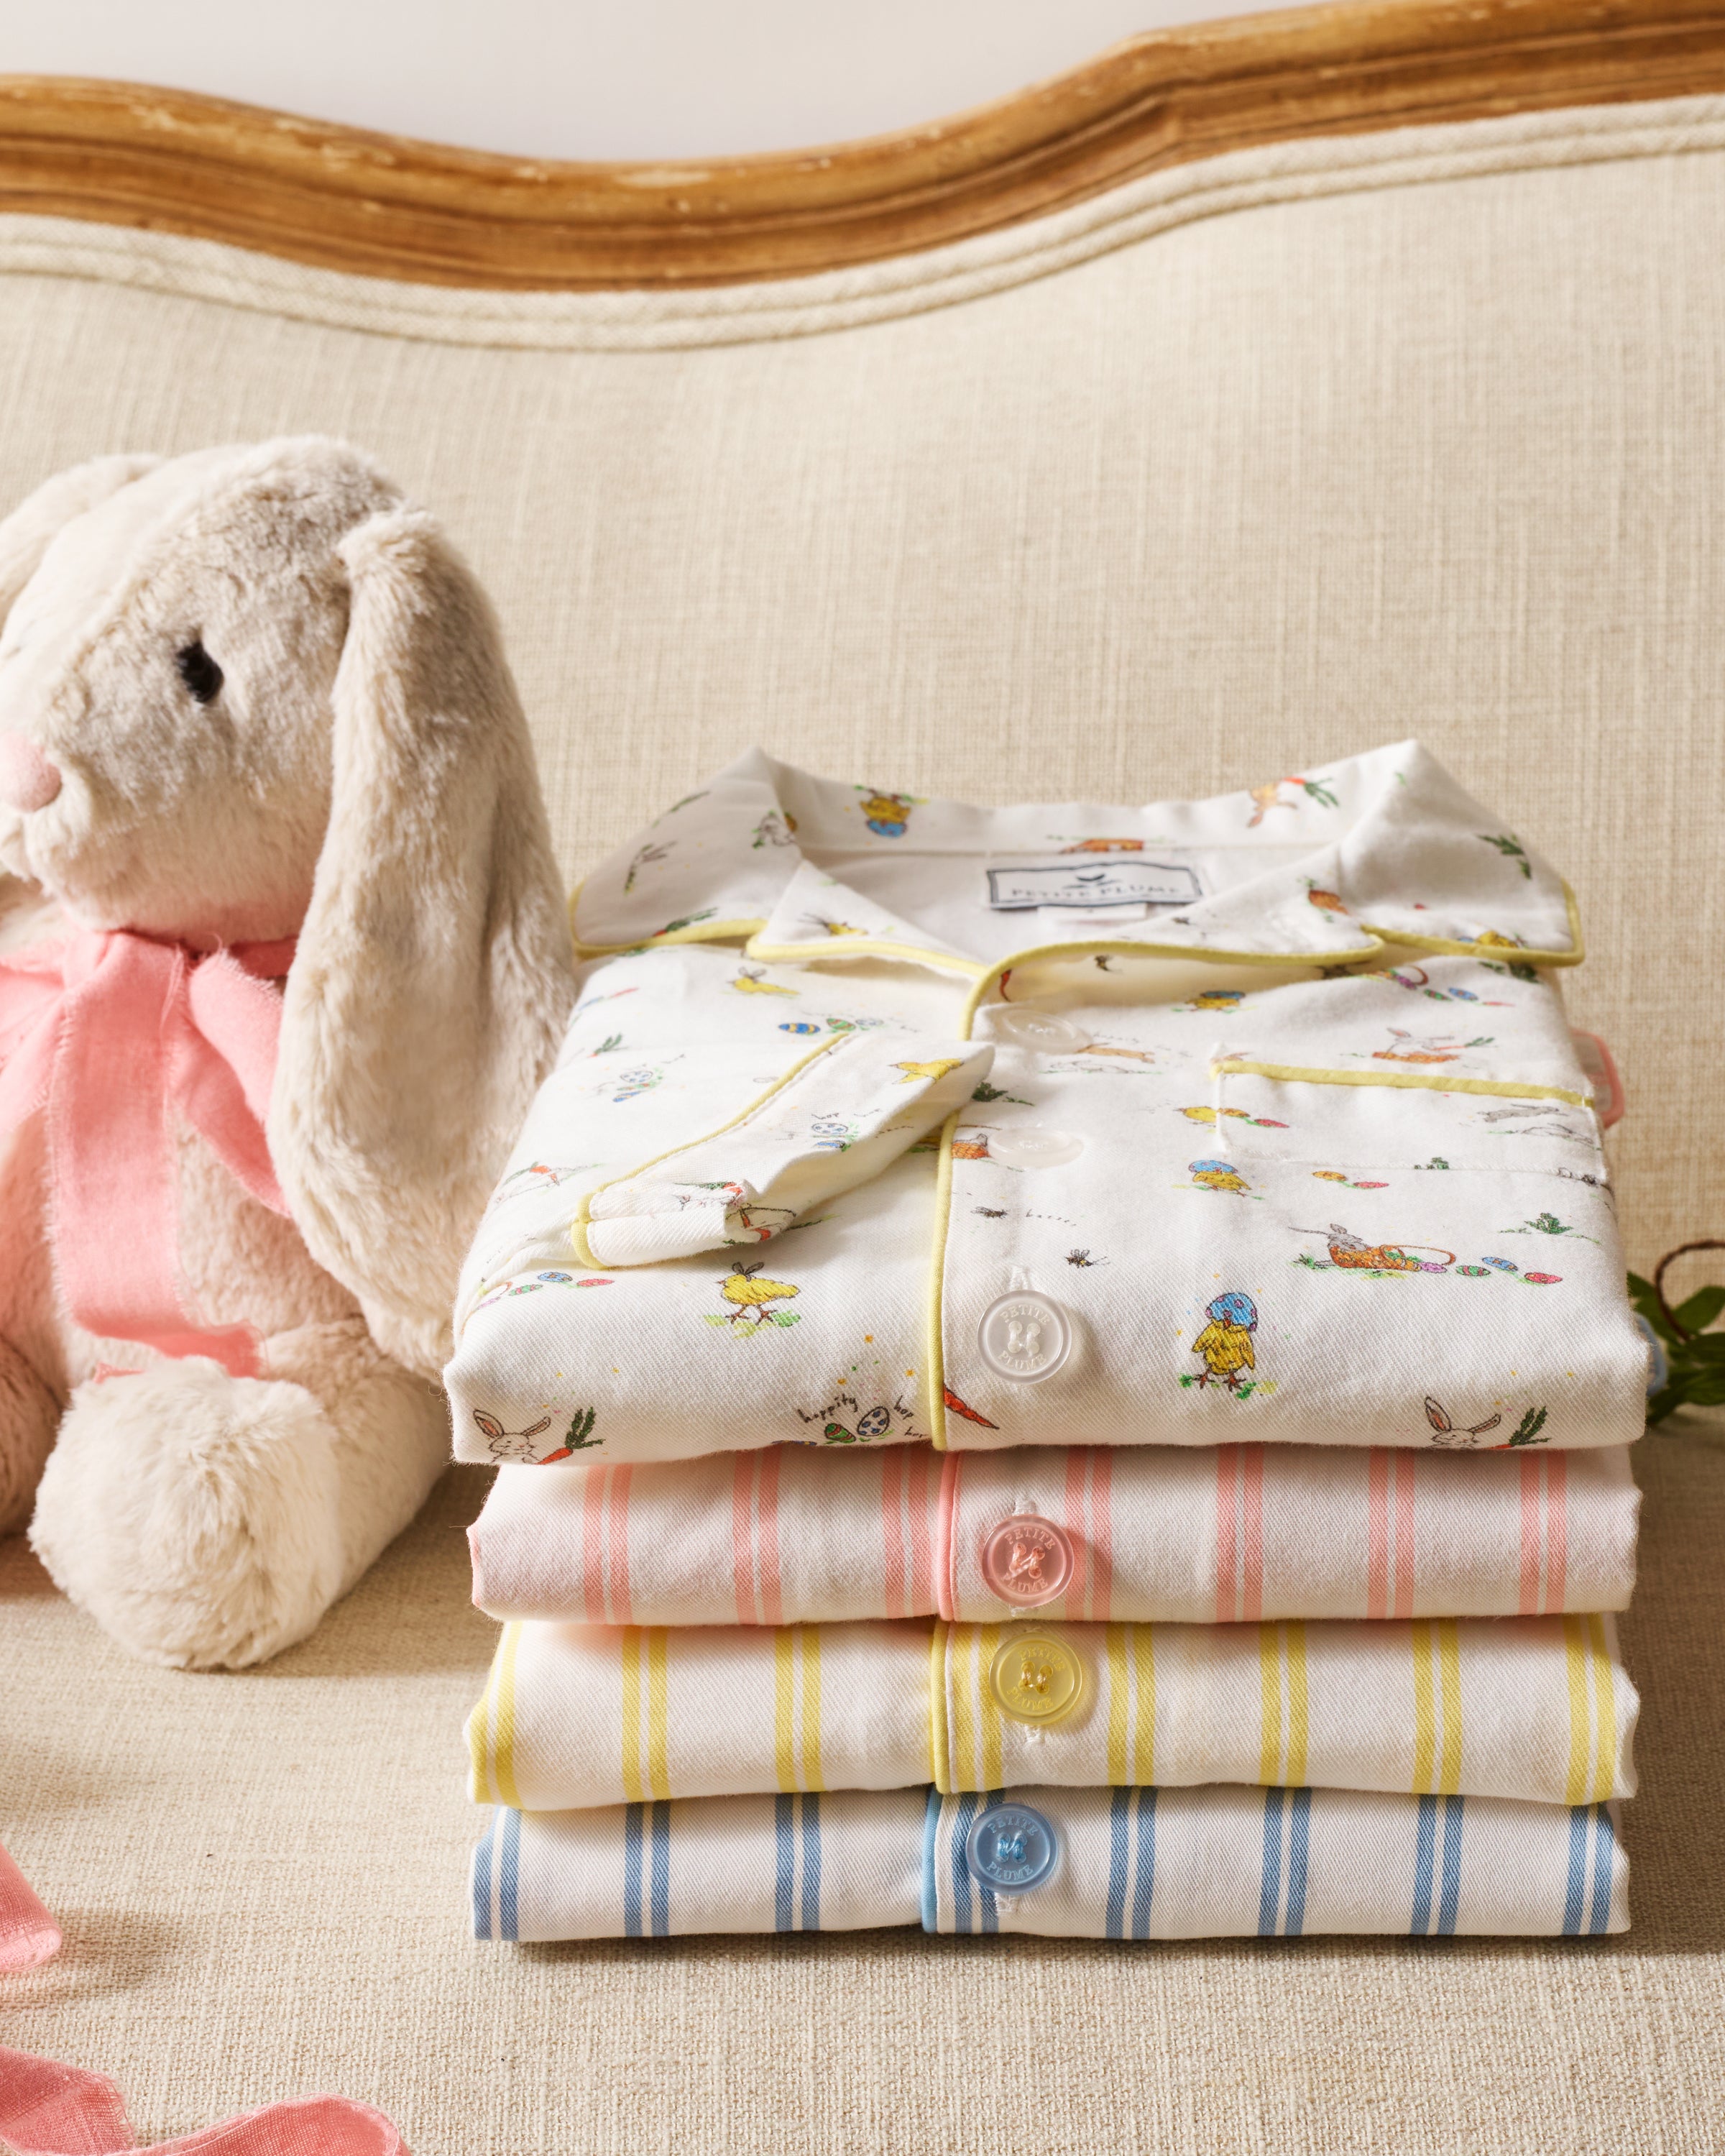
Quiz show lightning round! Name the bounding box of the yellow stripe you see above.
[1588,1614,1617,1801]
[802,1628,826,1794]
[1411,1621,1437,1794]
[926,1112,960,1449]
[1132,1625,1157,1786]
[645,1627,670,1801]
[1284,1622,1308,1789]
[1563,1615,1591,1806]
[929,1623,951,1794]
[620,1628,644,1804]
[947,1624,976,1793]
[1437,1618,1463,1795]
[1105,1623,1129,1784]
[979,1624,1003,1793]
[1259,1623,1284,1785]
[774,1629,797,1794]
[1210,1056,1587,1109]
[466,1641,501,1803]
[491,1622,522,1811]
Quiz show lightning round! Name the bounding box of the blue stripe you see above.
[650,1802,671,1937]
[1588,1805,1616,1936]
[774,1794,795,1933]
[979,1792,1000,1935]
[1436,1797,1463,1937]
[472,1812,495,1940]
[801,1794,822,1932]
[1257,1786,1284,1937]
[1563,1804,1589,1936]
[949,1792,980,1936]
[1284,1789,1311,1939]
[1105,1787,1131,1940]
[920,1788,941,1933]
[1131,1789,1158,1942]
[1411,1794,1438,1935]
[500,1806,520,1943]
[623,1802,644,1939]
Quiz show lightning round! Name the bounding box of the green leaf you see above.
[1684,1375,1725,1405]
[1627,1274,1679,1344]
[1673,1285,1725,1335]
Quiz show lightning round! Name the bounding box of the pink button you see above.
[980,1513,1075,1607]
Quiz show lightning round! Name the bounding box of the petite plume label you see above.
[985,859,1202,911]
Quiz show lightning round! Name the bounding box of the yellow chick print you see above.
[717,1261,801,1329]
[823,920,870,938]
[1190,1291,1259,1391]
[731,967,799,996]
[1182,1105,1253,1127]
[1190,1157,1251,1196]
[894,1059,966,1083]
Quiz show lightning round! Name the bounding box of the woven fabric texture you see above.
[1,87,1724,2156]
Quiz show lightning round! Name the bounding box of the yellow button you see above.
[988,1630,1085,1725]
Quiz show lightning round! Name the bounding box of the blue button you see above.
[965,1802,1059,1892]
[1632,1313,1670,1396]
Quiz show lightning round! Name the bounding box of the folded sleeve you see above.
[576,1026,993,1268]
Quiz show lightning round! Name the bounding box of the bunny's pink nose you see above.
[0,735,62,812]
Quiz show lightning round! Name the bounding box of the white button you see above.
[993,1009,1092,1052]
[987,1127,1085,1170]
[977,1291,1072,1383]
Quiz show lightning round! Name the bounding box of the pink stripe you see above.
[906,1448,934,1614]
[1545,1452,1568,1613]
[882,1450,907,1620]
[757,1449,783,1627]
[1088,1449,1113,1623]
[608,1466,634,1625]
[583,1464,610,1625]
[733,1454,758,1626]
[1393,1454,1417,1622]
[1366,1450,1390,1621]
[1064,1451,1090,1621]
[1215,1446,1238,1625]
[934,1452,960,1620]
[1518,1453,1542,1615]
[1241,1446,1264,1625]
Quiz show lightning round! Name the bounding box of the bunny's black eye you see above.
[175,641,224,704]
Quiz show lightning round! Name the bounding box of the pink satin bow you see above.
[0,928,294,1377]
[0,1841,408,2152]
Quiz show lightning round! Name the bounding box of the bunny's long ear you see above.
[0,454,162,625]
[269,508,577,1377]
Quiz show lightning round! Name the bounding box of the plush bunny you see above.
[0,438,576,1667]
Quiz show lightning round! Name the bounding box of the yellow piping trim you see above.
[926,1111,961,1450]
[804,1627,826,1794]
[1211,1057,1588,1108]
[570,1030,854,1265]
[1357,882,1586,970]
[1133,1625,1157,1786]
[1588,1613,1617,1802]
[1285,1622,1309,1789]
[929,1621,950,1796]
[645,1627,670,1801]
[1436,1618,1462,1796]
[620,1628,645,1804]
[1563,1615,1590,1807]
[745,934,987,980]
[466,1635,503,1804]
[491,1622,521,1811]
[1412,1621,1437,1795]
[573,914,769,960]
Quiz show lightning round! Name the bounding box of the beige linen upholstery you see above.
[1,91,1724,2154]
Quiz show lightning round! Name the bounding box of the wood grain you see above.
[1,0,1723,290]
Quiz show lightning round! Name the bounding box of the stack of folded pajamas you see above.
[450,742,1645,1942]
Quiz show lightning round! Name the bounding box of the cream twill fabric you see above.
[469,1441,1639,1625]
[464,1613,1635,1811]
[445,743,1645,1462]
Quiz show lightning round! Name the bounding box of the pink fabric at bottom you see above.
[0,1841,60,1972]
